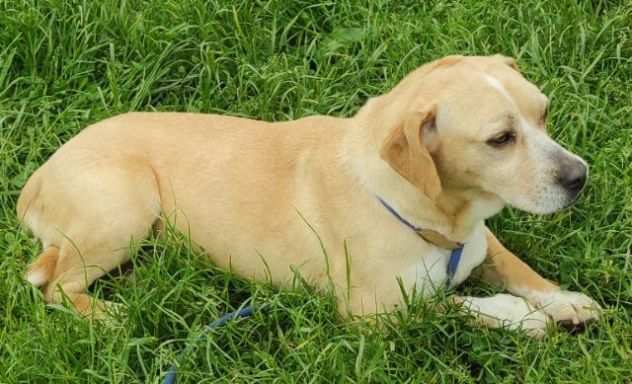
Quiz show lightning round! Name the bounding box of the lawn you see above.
[1,0,632,382]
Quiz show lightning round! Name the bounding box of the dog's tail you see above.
[18,168,60,287]
[16,167,42,224]
[24,246,59,287]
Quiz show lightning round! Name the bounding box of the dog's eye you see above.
[487,131,516,147]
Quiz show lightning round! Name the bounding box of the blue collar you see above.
[376,196,464,285]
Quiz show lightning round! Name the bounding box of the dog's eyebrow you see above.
[490,113,515,128]
[478,113,515,136]
[491,113,514,124]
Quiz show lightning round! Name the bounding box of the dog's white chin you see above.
[502,190,576,215]
[515,203,568,215]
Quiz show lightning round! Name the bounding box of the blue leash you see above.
[376,196,425,233]
[162,304,255,384]
[446,246,463,286]
[376,196,464,286]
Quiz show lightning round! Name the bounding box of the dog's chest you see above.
[403,223,487,291]
[447,223,488,286]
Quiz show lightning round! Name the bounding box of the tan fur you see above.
[481,228,558,292]
[17,55,600,334]
[24,246,59,287]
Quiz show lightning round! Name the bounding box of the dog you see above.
[17,54,601,337]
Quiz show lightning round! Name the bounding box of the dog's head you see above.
[378,55,587,214]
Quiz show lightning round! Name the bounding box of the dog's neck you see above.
[371,179,503,243]
[342,106,504,243]
[433,188,505,240]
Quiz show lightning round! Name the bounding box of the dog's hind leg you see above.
[43,240,137,318]
[25,246,59,288]
[20,157,162,319]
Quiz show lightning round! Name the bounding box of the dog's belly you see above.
[183,220,334,285]
[156,165,341,287]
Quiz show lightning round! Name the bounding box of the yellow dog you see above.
[18,55,600,337]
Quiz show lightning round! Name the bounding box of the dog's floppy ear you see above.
[380,105,441,200]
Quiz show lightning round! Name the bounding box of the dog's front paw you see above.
[459,294,551,338]
[529,290,601,325]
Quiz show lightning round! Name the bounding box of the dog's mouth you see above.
[497,180,586,216]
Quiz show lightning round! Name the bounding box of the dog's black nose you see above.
[558,161,587,196]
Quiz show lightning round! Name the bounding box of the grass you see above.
[1,0,632,382]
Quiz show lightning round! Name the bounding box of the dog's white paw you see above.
[527,290,601,325]
[460,294,550,338]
